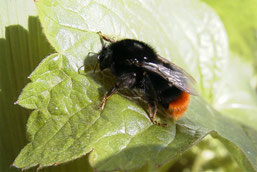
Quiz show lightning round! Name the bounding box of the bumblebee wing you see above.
[156,55,196,83]
[136,56,198,95]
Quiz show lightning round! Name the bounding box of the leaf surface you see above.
[14,0,257,171]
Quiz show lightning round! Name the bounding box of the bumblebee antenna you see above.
[78,65,85,74]
[94,31,115,74]
[93,55,99,73]
[97,31,115,43]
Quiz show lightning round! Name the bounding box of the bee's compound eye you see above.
[99,54,103,60]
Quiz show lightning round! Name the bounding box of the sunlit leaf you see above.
[13,0,257,171]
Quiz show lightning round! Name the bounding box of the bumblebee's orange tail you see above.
[168,92,190,120]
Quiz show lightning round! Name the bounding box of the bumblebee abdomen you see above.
[168,91,190,120]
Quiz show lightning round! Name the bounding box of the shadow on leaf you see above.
[0,16,54,172]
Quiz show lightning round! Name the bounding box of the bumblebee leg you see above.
[147,102,167,127]
[148,101,157,122]
[144,73,167,127]
[100,73,137,110]
[99,86,118,109]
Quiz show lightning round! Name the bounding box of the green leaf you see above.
[212,57,257,130]
[200,0,257,130]
[13,0,257,171]
[202,0,257,64]
[0,1,55,172]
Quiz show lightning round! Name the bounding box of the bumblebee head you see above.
[98,47,113,70]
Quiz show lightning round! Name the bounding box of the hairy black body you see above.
[97,35,196,125]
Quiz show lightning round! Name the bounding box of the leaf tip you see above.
[11,163,16,168]
[53,162,61,166]
[10,162,21,171]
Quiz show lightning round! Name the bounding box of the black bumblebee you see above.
[96,33,197,125]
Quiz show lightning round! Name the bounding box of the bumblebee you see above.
[96,33,197,125]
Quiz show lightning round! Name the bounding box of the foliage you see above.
[1,0,256,171]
